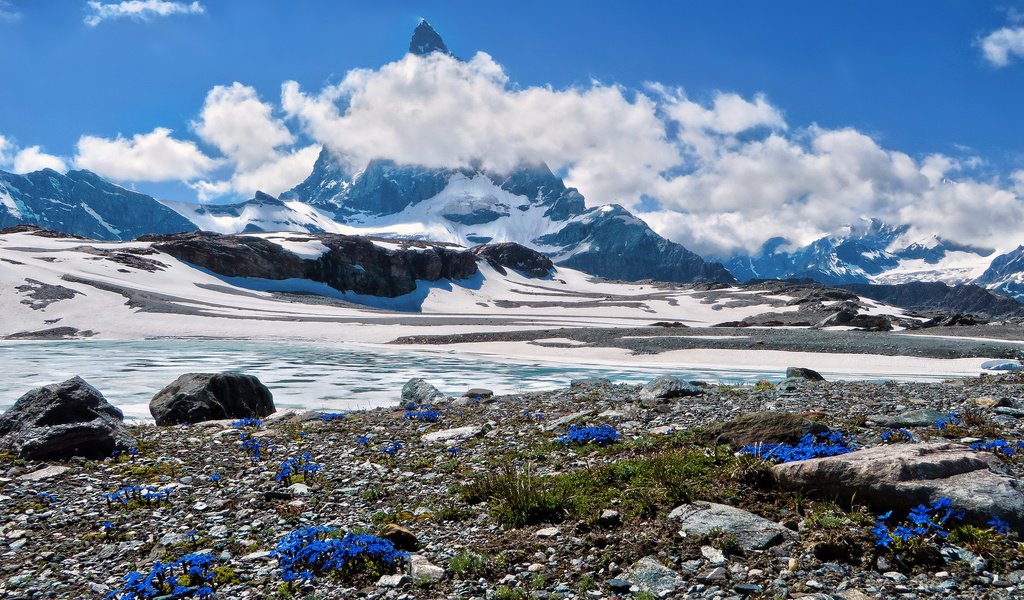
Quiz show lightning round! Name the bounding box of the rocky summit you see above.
[2,371,1024,598]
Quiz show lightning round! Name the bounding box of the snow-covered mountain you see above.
[0,169,196,241]
[726,218,995,288]
[160,191,340,235]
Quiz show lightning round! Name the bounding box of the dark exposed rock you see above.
[472,242,554,278]
[872,408,947,428]
[462,388,494,399]
[149,373,275,426]
[772,442,1024,533]
[409,19,453,57]
[708,411,828,447]
[0,377,136,460]
[844,281,1023,319]
[144,231,479,298]
[786,367,825,382]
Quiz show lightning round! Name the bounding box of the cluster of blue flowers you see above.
[208,473,221,484]
[271,526,405,585]
[231,418,263,428]
[103,485,174,508]
[276,453,322,485]
[446,446,462,456]
[556,425,622,446]
[403,407,441,422]
[738,431,856,463]
[320,413,346,422]
[935,412,963,430]
[379,441,403,457]
[239,432,274,461]
[523,411,545,421]
[870,497,1011,549]
[37,492,57,504]
[106,552,216,599]
[970,439,1024,459]
[881,428,914,443]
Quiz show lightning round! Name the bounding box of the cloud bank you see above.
[84,0,205,27]
[7,38,1023,258]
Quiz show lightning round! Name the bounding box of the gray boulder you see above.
[620,556,685,596]
[639,375,703,405]
[149,373,274,426]
[0,376,136,460]
[669,501,798,551]
[785,367,825,382]
[401,378,446,405]
[772,442,1024,533]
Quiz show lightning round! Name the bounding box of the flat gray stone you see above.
[421,425,484,445]
[669,501,797,550]
[17,465,68,481]
[621,555,685,596]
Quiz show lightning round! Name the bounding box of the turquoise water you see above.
[0,339,795,420]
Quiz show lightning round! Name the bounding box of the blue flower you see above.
[404,409,441,422]
[738,430,856,463]
[321,413,346,422]
[988,515,1011,535]
[232,417,264,428]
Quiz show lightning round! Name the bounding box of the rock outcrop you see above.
[144,231,479,298]
[0,377,136,460]
[472,242,554,278]
[401,378,446,405]
[150,373,275,426]
[772,442,1024,533]
[709,412,828,447]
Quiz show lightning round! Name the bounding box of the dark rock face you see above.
[149,373,275,426]
[785,367,825,382]
[843,281,1024,319]
[708,412,828,447]
[816,309,894,331]
[409,20,453,57]
[0,169,197,241]
[638,376,703,405]
[537,205,735,284]
[472,242,554,278]
[145,231,479,298]
[0,377,136,460]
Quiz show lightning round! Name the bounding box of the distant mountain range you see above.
[2,20,1024,302]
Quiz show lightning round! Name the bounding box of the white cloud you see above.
[84,0,204,27]
[0,134,11,165]
[12,146,68,173]
[193,83,294,171]
[0,0,21,22]
[979,25,1024,66]
[193,144,320,200]
[282,52,681,205]
[74,127,218,181]
[276,49,1024,257]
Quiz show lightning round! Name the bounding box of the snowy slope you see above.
[161,191,343,235]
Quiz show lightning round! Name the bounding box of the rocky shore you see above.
[1,370,1024,599]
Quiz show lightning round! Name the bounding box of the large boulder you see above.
[708,411,828,447]
[669,501,798,551]
[401,378,446,405]
[638,375,703,406]
[772,442,1024,533]
[0,377,136,460]
[149,373,274,425]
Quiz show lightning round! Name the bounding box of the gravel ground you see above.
[393,325,1024,361]
[2,372,1024,599]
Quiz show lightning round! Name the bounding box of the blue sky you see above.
[1,1,1023,255]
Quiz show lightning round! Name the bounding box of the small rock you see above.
[621,555,686,596]
[377,573,410,587]
[697,567,728,583]
[785,367,824,381]
[379,523,419,551]
[408,554,444,582]
[421,425,486,445]
[701,545,727,566]
[17,465,69,481]
[462,388,494,399]
[597,509,621,527]
[286,483,310,496]
[536,527,560,538]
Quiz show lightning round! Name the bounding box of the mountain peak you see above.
[409,19,452,57]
